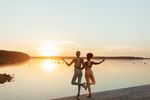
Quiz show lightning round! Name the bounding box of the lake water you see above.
[0,58,150,100]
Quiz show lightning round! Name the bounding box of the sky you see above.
[0,0,150,57]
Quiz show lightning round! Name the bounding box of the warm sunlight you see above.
[39,44,60,56]
[41,59,58,72]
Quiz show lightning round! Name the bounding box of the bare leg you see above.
[86,73,96,98]
[89,73,96,85]
[87,82,91,97]
[85,74,91,97]
[85,71,95,98]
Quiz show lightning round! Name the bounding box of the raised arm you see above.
[62,58,74,66]
[81,62,85,70]
[92,58,105,65]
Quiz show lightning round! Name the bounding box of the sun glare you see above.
[39,44,60,56]
[41,60,58,72]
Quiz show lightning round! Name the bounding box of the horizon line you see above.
[30,56,150,59]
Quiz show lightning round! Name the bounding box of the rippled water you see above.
[0,58,150,100]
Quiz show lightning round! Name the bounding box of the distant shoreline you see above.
[0,50,30,64]
[31,56,150,60]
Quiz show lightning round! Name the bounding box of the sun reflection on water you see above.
[41,59,58,72]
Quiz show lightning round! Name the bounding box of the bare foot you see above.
[76,94,80,100]
[81,82,87,90]
[86,94,92,98]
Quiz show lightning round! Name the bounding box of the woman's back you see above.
[84,61,93,70]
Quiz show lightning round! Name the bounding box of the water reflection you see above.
[41,59,58,72]
[0,60,29,67]
[0,59,150,100]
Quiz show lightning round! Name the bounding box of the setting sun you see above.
[39,44,60,56]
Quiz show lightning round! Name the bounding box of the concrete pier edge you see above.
[52,84,150,100]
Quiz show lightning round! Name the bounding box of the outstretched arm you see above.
[62,58,74,66]
[92,58,105,65]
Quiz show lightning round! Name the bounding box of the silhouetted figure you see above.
[62,51,86,99]
[0,73,14,84]
[82,53,105,98]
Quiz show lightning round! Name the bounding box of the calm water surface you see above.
[0,58,150,100]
